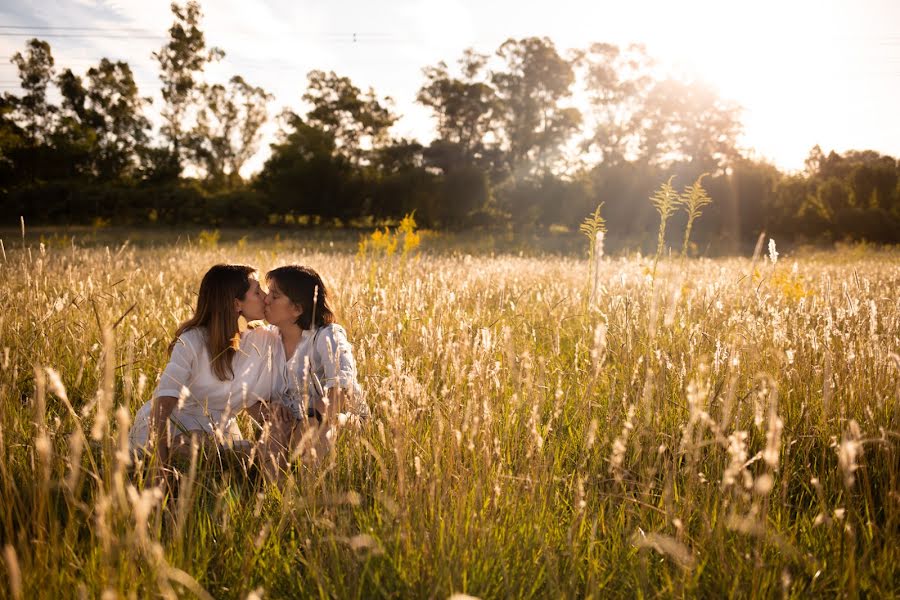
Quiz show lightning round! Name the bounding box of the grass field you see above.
[0,231,898,598]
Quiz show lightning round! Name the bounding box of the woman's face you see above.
[235,275,266,321]
[264,277,302,328]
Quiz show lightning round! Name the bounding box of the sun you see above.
[564,0,849,170]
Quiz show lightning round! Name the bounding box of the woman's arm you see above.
[149,331,197,463]
[315,325,361,420]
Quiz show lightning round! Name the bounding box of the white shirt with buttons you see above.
[129,325,282,449]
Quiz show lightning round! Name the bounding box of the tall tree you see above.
[56,68,89,124]
[256,109,358,219]
[636,78,742,172]
[9,38,56,145]
[53,68,95,178]
[373,138,424,174]
[491,37,581,178]
[189,75,272,187]
[579,43,655,166]
[417,49,499,169]
[85,59,151,180]
[55,60,151,180]
[302,70,396,165]
[0,95,26,186]
[803,144,825,176]
[153,0,223,172]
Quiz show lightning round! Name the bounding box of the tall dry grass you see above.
[0,234,898,598]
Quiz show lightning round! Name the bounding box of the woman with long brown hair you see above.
[129,264,286,462]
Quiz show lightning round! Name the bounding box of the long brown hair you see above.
[265,265,335,330]
[170,264,256,381]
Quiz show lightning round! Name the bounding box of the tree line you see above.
[1,1,898,247]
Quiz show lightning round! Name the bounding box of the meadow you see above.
[0,230,898,598]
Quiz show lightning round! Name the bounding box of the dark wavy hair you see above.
[265,265,335,330]
[170,264,256,380]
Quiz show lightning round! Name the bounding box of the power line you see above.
[0,28,405,41]
[0,32,163,39]
[0,24,398,36]
[0,25,157,32]
[2,24,898,41]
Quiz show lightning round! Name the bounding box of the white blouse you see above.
[278,324,368,419]
[129,325,281,448]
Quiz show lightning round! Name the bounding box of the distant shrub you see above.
[197,229,220,249]
[358,212,420,259]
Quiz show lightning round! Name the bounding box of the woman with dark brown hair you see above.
[129,264,287,462]
[263,265,368,436]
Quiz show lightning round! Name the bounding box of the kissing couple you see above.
[128,263,369,479]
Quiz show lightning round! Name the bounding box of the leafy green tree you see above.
[813,177,851,221]
[9,39,56,145]
[86,59,151,180]
[848,159,897,212]
[772,174,808,222]
[370,138,437,221]
[303,70,396,165]
[491,37,581,178]
[431,165,493,227]
[796,149,900,241]
[728,160,780,242]
[803,145,825,176]
[52,68,96,178]
[136,146,182,184]
[153,0,223,172]
[373,138,424,174]
[578,43,655,166]
[56,68,89,124]
[805,149,899,210]
[189,75,272,188]
[4,39,61,184]
[0,95,27,187]
[421,139,468,173]
[55,59,151,181]
[637,78,742,173]
[256,111,357,218]
[417,50,499,168]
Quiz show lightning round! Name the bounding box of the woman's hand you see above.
[247,401,293,429]
[245,401,297,483]
[246,401,295,452]
[323,387,348,425]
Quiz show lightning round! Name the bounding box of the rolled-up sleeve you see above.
[154,333,197,399]
[315,325,359,391]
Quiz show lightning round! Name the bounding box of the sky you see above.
[1,0,898,175]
